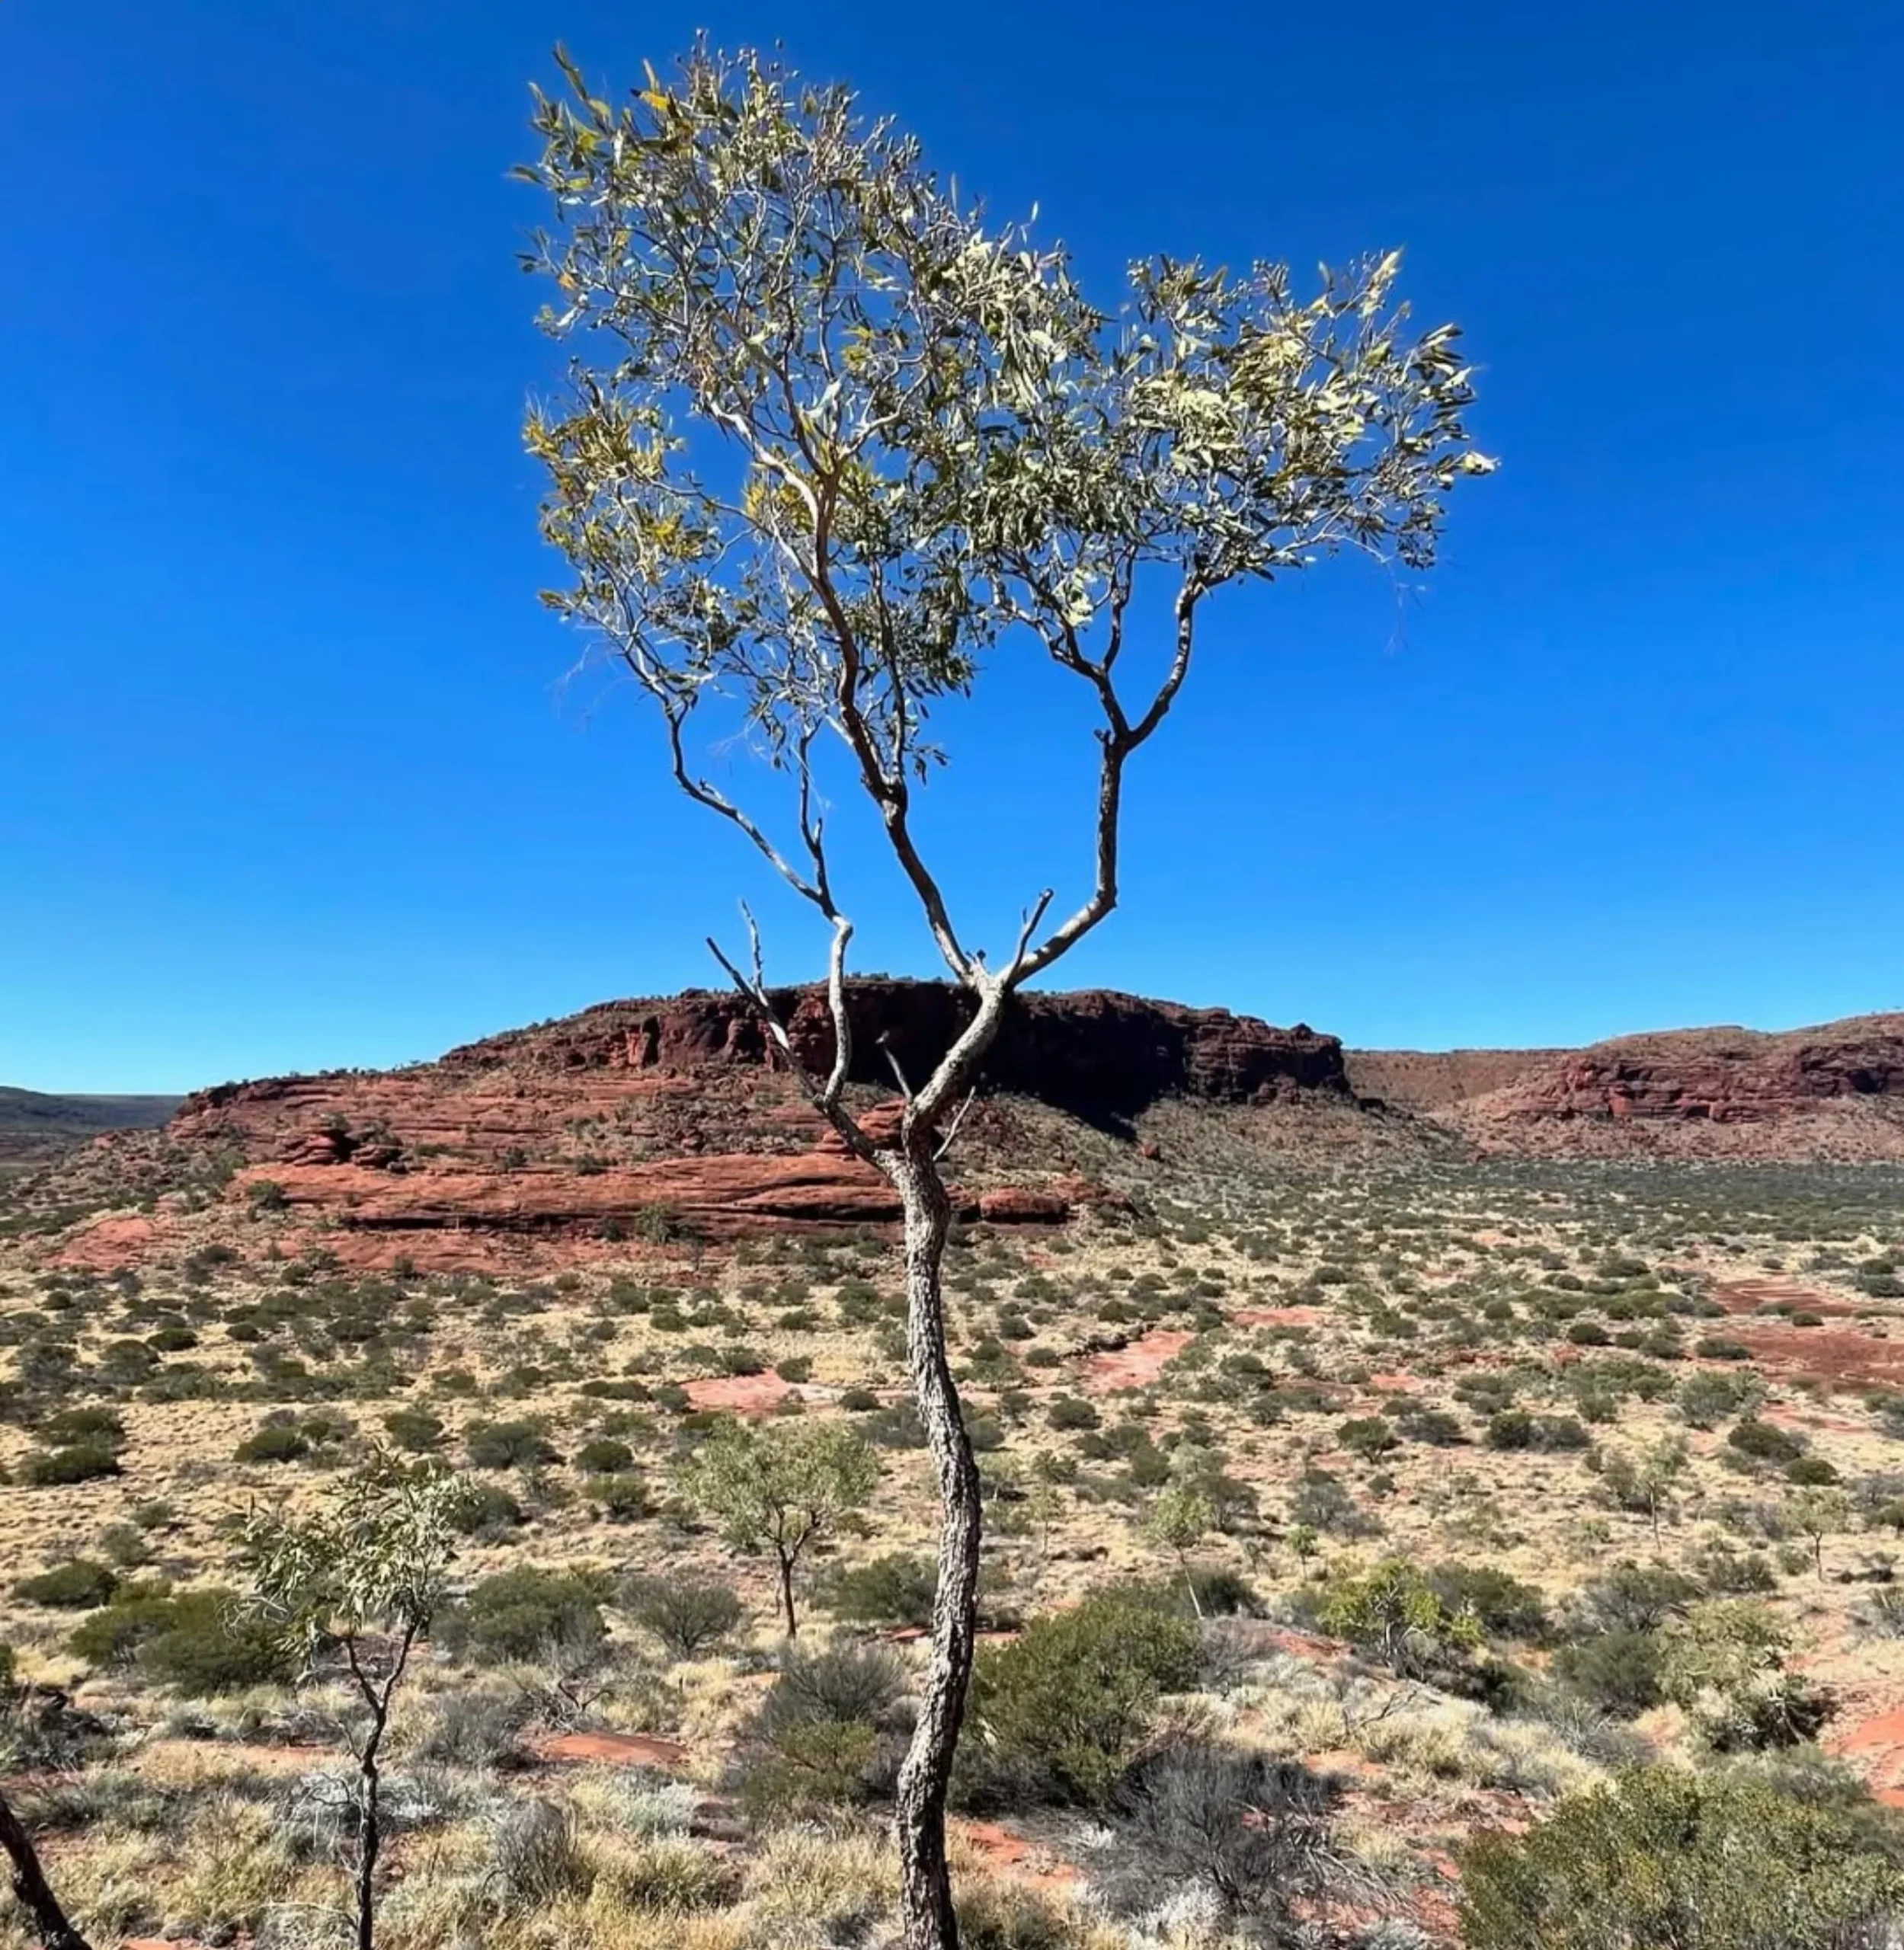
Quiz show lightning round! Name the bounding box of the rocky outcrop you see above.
[159,983,1345,1264]
[1380,1014,1904,1160]
[1476,1015,1904,1125]
[437,980,1349,1120]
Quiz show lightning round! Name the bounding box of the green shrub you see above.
[1659,1600,1829,1751]
[1485,1410,1537,1450]
[437,1567,610,1664]
[466,1418,558,1469]
[584,1472,651,1521]
[1678,1369,1761,1428]
[446,1482,524,1537]
[235,1421,310,1465]
[574,1437,635,1474]
[1288,1468,1374,1537]
[67,1580,180,1667]
[822,1552,937,1628]
[1461,1765,1904,1949]
[1568,1562,1702,1635]
[1397,1405,1467,1447]
[1550,1629,1665,1717]
[1046,1395,1100,1433]
[39,1407,125,1447]
[14,1560,119,1610]
[1728,1417,1804,1466]
[1337,1415,1398,1460]
[620,1574,744,1659]
[968,1586,1198,1805]
[130,1588,294,1696]
[382,1406,446,1453]
[741,1642,909,1814]
[1315,1558,1483,1677]
[1429,1563,1549,1641]
[24,1441,122,1485]
[1695,1336,1752,1362]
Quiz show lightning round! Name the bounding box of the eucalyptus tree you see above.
[520,40,1490,1948]
[235,1456,469,1950]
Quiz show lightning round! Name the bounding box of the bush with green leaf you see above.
[1314,1558,1484,1679]
[1428,1563,1549,1642]
[14,1559,119,1610]
[437,1567,610,1665]
[967,1585,1198,1805]
[1658,1600,1830,1750]
[1461,1764,1904,1949]
[465,1418,558,1470]
[822,1552,938,1628]
[23,1440,121,1485]
[621,1573,745,1659]
[741,1642,910,1815]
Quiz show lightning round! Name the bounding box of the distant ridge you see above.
[0,1087,184,1163]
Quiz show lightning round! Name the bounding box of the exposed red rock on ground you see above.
[681,1371,799,1415]
[1710,1277,1865,1319]
[952,1817,1084,1893]
[1081,1328,1195,1391]
[1829,1705,1904,1807]
[33,993,1904,1274]
[1232,1305,1329,1328]
[50,1213,172,1270]
[1723,1321,1904,1391]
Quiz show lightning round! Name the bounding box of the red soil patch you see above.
[539,1730,689,1769]
[953,1817,1083,1892]
[1233,1305,1327,1328]
[1726,1322,1904,1392]
[1710,1277,1866,1320]
[1369,1372,1422,1392]
[1829,1705,1904,1805]
[682,1372,797,1415]
[1762,1402,1867,1436]
[1083,1328,1194,1390]
[1263,1626,1344,1661]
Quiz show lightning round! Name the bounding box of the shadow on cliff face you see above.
[577,979,1352,1136]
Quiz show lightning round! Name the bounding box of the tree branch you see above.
[1015,576,1205,982]
[706,923,878,1163]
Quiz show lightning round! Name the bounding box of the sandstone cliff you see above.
[164,983,1349,1262]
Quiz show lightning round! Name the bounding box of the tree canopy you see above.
[520,38,1493,1012]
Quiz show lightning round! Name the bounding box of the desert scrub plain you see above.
[5,1113,1904,1948]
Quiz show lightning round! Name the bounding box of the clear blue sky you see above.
[3,1,1900,1093]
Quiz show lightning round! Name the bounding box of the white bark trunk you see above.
[888,1140,981,1950]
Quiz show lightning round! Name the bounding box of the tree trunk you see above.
[0,1788,90,1950]
[777,1551,799,1636]
[889,1140,980,1950]
[357,1712,385,1950]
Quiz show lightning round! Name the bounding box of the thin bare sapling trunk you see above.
[343,1626,417,1950]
